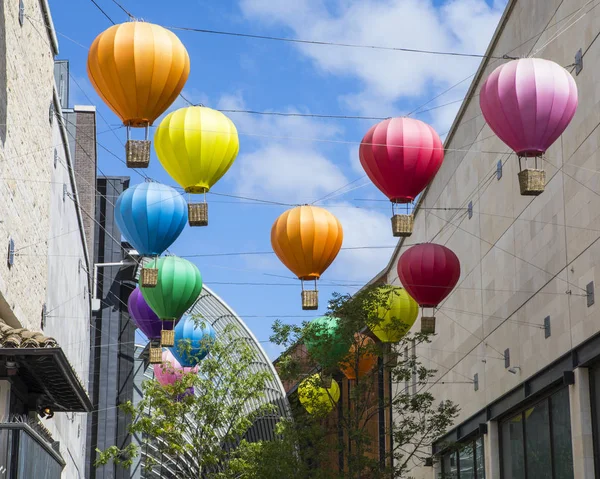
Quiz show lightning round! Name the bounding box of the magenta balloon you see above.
[154,350,198,387]
[480,58,578,157]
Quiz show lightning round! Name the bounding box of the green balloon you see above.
[140,256,203,321]
[304,316,350,368]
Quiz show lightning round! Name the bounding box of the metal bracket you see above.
[54,149,58,168]
[544,316,551,338]
[18,0,24,26]
[575,48,583,76]
[504,348,510,368]
[468,201,473,219]
[497,160,503,180]
[7,238,14,268]
[63,184,67,202]
[41,304,47,329]
[587,281,595,307]
[474,373,479,391]
[49,102,54,124]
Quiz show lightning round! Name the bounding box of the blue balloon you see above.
[171,316,216,367]
[115,182,187,256]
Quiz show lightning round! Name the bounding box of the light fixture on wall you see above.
[5,360,17,376]
[39,406,54,420]
[508,366,521,375]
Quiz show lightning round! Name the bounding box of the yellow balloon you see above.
[154,106,239,193]
[370,286,419,343]
[298,374,340,415]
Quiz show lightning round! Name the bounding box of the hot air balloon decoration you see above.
[171,316,215,367]
[87,22,190,168]
[480,58,578,196]
[304,316,352,372]
[271,205,343,310]
[369,286,419,366]
[298,373,340,415]
[339,333,377,380]
[154,349,197,401]
[115,181,187,287]
[140,256,203,346]
[359,118,444,237]
[154,106,240,227]
[397,243,460,334]
[128,287,170,363]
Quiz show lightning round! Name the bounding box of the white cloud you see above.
[239,0,506,131]
[325,202,397,281]
[218,93,348,204]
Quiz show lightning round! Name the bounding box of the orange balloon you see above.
[271,206,343,280]
[340,333,377,380]
[87,22,190,127]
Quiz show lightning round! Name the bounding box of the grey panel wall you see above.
[86,176,137,479]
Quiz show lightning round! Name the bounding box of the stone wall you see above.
[373,0,600,477]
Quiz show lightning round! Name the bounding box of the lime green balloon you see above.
[304,316,351,367]
[298,374,340,415]
[370,286,418,343]
[140,256,202,321]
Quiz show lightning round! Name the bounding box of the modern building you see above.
[86,176,139,479]
[129,285,292,478]
[366,0,600,478]
[0,1,92,477]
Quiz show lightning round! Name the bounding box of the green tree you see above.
[95,321,281,478]
[261,285,460,479]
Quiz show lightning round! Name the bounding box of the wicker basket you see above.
[384,343,398,367]
[141,267,158,288]
[188,203,208,227]
[421,316,436,334]
[302,290,318,310]
[391,214,414,237]
[149,346,162,364]
[125,140,151,168]
[161,329,175,346]
[320,375,333,388]
[518,169,545,196]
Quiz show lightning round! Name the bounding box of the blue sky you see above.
[49,0,506,359]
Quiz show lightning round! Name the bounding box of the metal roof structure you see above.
[130,285,291,478]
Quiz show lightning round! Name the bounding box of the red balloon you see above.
[397,243,460,307]
[359,118,444,203]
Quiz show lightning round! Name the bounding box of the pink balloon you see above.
[154,350,198,387]
[480,58,578,157]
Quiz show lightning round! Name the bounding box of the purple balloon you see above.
[128,287,163,340]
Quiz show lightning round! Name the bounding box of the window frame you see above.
[440,434,485,479]
[498,386,572,479]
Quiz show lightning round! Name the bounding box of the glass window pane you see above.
[459,443,475,479]
[525,400,552,479]
[442,452,458,478]
[476,436,485,479]
[501,414,525,479]
[551,388,574,479]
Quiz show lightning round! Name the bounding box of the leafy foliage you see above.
[95,321,279,478]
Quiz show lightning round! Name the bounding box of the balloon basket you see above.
[302,290,318,310]
[149,345,162,364]
[125,140,151,168]
[188,203,208,227]
[384,343,397,367]
[320,374,333,388]
[161,329,175,346]
[518,169,545,196]
[391,214,414,237]
[140,267,158,288]
[421,316,436,334]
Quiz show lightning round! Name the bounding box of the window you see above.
[500,387,573,479]
[440,436,485,479]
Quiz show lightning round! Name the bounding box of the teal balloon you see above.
[140,256,202,321]
[304,316,350,368]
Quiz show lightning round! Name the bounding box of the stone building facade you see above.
[368,1,600,478]
[0,1,92,477]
